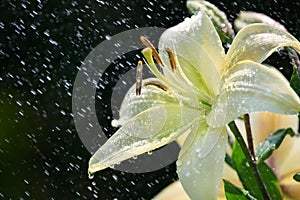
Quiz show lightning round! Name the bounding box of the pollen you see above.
[165,47,177,71]
[140,36,164,67]
[144,79,169,92]
[135,60,143,96]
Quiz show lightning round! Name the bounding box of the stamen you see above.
[140,36,164,67]
[136,60,143,96]
[165,47,177,71]
[142,47,183,92]
[144,79,169,91]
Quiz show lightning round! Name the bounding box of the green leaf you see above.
[186,0,234,43]
[293,172,300,182]
[232,139,264,199]
[224,180,256,200]
[290,61,300,97]
[255,128,297,163]
[258,163,282,199]
[232,136,282,199]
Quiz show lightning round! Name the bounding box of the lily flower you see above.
[89,11,300,199]
[153,113,300,199]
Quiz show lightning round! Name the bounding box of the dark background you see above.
[0,0,299,199]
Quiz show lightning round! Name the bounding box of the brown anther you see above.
[143,79,168,92]
[140,36,164,67]
[165,47,177,71]
[135,60,143,96]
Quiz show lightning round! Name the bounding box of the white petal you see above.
[177,123,227,199]
[207,60,300,128]
[89,104,204,174]
[159,11,225,97]
[226,23,300,68]
[113,78,178,127]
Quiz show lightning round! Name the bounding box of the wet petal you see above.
[89,104,204,174]
[112,78,178,127]
[208,60,300,128]
[159,11,225,96]
[226,23,300,68]
[177,123,227,199]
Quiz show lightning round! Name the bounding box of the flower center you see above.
[135,36,177,95]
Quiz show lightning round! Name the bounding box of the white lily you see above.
[153,113,300,200]
[89,11,300,199]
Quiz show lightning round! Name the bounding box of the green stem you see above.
[228,121,272,200]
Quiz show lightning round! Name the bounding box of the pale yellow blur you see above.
[154,113,300,200]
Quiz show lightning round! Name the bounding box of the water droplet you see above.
[287,109,298,115]
[88,173,94,179]
[147,151,152,155]
[177,160,182,166]
[185,171,191,177]
[195,146,201,153]
[112,174,118,182]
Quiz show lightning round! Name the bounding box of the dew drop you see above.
[176,160,182,166]
[287,109,298,115]
[88,173,94,179]
[195,146,201,153]
[112,174,118,182]
[245,162,250,167]
[185,171,191,177]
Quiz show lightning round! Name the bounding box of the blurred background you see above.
[1,0,300,199]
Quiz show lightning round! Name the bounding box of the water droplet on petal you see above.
[186,160,191,165]
[185,171,191,177]
[287,109,298,115]
[177,160,182,166]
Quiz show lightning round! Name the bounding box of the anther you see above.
[136,60,143,96]
[144,79,168,92]
[165,47,177,71]
[140,36,164,67]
